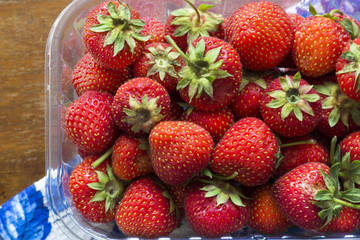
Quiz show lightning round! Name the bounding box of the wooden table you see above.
[0,0,72,205]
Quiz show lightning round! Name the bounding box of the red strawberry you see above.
[230,70,277,119]
[64,91,120,156]
[82,1,150,70]
[272,161,360,231]
[210,117,279,186]
[111,134,152,181]
[149,121,214,185]
[340,131,360,162]
[72,53,130,96]
[317,206,360,233]
[314,81,360,138]
[274,134,330,178]
[184,178,249,237]
[272,162,329,230]
[164,2,223,52]
[225,1,293,71]
[132,42,185,92]
[334,12,360,40]
[167,36,242,111]
[68,156,123,223]
[140,16,166,44]
[292,6,351,77]
[336,37,360,102]
[180,106,235,143]
[260,72,322,138]
[247,184,293,234]
[111,77,170,136]
[116,177,178,238]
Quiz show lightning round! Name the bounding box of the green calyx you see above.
[165,36,232,101]
[87,164,124,213]
[314,81,360,128]
[90,2,150,56]
[200,180,245,207]
[123,94,164,133]
[266,72,320,121]
[337,41,360,93]
[238,71,269,91]
[170,0,223,45]
[145,46,181,81]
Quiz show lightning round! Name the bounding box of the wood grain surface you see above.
[0,0,72,205]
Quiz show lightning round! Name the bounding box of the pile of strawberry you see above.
[63,0,360,238]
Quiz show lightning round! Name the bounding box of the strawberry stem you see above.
[280,139,316,148]
[165,35,191,63]
[330,136,337,166]
[184,0,200,24]
[92,147,113,169]
[333,197,360,210]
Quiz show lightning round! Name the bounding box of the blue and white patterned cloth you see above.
[0,177,67,240]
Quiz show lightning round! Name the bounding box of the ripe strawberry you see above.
[340,131,360,162]
[230,71,277,119]
[164,2,223,52]
[82,1,150,70]
[292,6,351,77]
[149,121,214,185]
[132,42,185,92]
[260,72,322,137]
[72,53,130,96]
[274,134,330,178]
[140,16,165,44]
[314,81,360,138]
[317,206,360,233]
[336,37,360,102]
[167,36,242,111]
[225,1,293,71]
[64,91,120,156]
[247,184,293,234]
[184,178,249,237]
[116,177,178,238]
[180,106,235,143]
[210,117,279,186]
[272,161,360,231]
[111,77,170,136]
[111,134,152,181]
[68,156,123,223]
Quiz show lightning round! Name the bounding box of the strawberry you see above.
[314,81,360,138]
[111,77,170,136]
[210,117,279,186]
[149,121,214,185]
[340,131,360,162]
[111,134,152,181]
[167,36,242,111]
[164,1,223,52]
[180,106,235,143]
[317,206,360,233]
[260,72,322,138]
[68,156,123,223]
[116,177,178,238]
[72,53,129,96]
[184,178,249,237]
[273,135,330,178]
[82,1,150,70]
[64,91,120,156]
[247,184,293,234]
[140,16,166,44]
[225,1,293,71]
[132,42,185,92]
[272,162,360,231]
[336,37,360,102]
[230,71,277,119]
[292,6,351,77]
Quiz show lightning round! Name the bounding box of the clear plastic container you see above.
[45,0,360,239]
